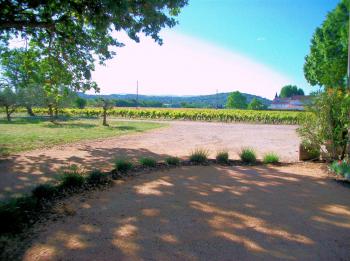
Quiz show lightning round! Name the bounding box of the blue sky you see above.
[173,0,338,90]
[92,0,339,99]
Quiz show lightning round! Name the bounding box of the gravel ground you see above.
[0,120,300,200]
[22,163,350,261]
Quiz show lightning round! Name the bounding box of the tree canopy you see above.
[304,0,349,89]
[248,98,267,110]
[0,0,188,93]
[279,85,304,98]
[226,91,247,109]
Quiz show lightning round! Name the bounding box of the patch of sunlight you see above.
[79,224,101,233]
[321,204,350,217]
[142,208,160,217]
[311,216,350,228]
[112,224,140,257]
[159,234,179,244]
[23,244,57,261]
[216,231,266,252]
[190,201,314,245]
[134,179,173,196]
[55,232,89,250]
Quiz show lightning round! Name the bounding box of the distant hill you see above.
[79,92,272,108]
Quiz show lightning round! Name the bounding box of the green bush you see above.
[139,157,157,167]
[86,169,109,185]
[0,196,38,234]
[329,159,350,180]
[115,159,133,173]
[263,152,280,164]
[32,184,57,200]
[216,151,229,164]
[165,156,180,166]
[189,148,209,164]
[239,147,257,163]
[59,172,85,189]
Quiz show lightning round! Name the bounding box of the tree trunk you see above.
[26,106,35,116]
[5,106,11,121]
[102,107,108,126]
[54,107,58,119]
[48,104,54,122]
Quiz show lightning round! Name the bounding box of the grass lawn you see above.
[0,117,165,156]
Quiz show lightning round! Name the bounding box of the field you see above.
[0,117,164,156]
[9,107,309,125]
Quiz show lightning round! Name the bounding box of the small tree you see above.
[97,98,114,126]
[297,90,350,160]
[226,91,247,109]
[0,86,18,121]
[279,85,304,98]
[248,98,267,110]
[75,97,87,109]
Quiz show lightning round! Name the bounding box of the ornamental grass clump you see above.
[216,151,229,164]
[239,147,257,164]
[329,159,350,181]
[189,148,209,164]
[165,156,180,166]
[115,159,133,173]
[263,152,280,164]
[139,157,157,168]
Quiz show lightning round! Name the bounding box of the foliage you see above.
[165,156,180,166]
[297,90,350,160]
[248,98,267,110]
[304,0,349,88]
[0,86,18,121]
[86,169,109,185]
[329,159,350,180]
[239,147,257,163]
[226,91,247,109]
[75,97,87,109]
[0,0,188,94]
[216,151,229,164]
[31,184,57,200]
[189,148,209,164]
[115,159,134,173]
[139,157,157,168]
[116,99,163,108]
[58,165,85,189]
[263,152,280,164]
[279,85,304,98]
[24,107,307,125]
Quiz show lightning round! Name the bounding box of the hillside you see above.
[79,92,271,108]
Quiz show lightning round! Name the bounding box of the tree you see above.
[304,0,349,89]
[75,97,87,109]
[279,85,304,98]
[226,91,247,109]
[248,98,267,110]
[0,86,18,121]
[0,0,188,93]
[97,98,114,126]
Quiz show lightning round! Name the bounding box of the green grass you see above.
[263,152,280,164]
[189,148,209,164]
[239,147,257,164]
[0,117,164,156]
[139,157,157,167]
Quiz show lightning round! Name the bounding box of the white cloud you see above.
[91,32,291,99]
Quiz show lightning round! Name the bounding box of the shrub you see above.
[263,152,280,164]
[329,159,350,180]
[32,184,57,200]
[0,196,38,234]
[139,157,157,167]
[115,159,133,173]
[165,156,180,166]
[86,169,109,185]
[189,148,209,164]
[216,151,229,164]
[239,147,257,163]
[59,170,85,189]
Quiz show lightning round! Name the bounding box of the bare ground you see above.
[0,121,299,200]
[22,163,350,261]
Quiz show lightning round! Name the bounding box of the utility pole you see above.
[136,80,139,108]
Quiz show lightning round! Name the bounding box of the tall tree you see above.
[304,0,349,89]
[279,85,304,98]
[226,91,247,109]
[0,85,18,121]
[248,98,267,110]
[0,0,188,93]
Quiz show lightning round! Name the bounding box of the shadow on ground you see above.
[22,163,350,260]
[0,147,171,200]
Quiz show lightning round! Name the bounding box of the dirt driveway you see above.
[22,163,350,261]
[0,121,299,200]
